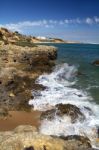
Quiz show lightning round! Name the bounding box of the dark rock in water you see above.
[57,103,85,123]
[41,103,85,123]
[74,93,83,97]
[51,135,92,150]
[76,71,84,76]
[60,135,91,148]
[0,125,92,150]
[41,109,56,120]
[84,106,93,116]
[92,60,99,66]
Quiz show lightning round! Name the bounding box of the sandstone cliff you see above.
[0,42,57,116]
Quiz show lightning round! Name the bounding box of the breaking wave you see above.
[29,63,99,148]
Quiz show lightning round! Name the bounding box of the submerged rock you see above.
[41,109,56,120]
[41,103,85,123]
[92,60,99,66]
[0,125,92,150]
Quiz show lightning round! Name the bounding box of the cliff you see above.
[0,36,57,115]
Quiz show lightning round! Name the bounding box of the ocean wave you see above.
[29,63,99,148]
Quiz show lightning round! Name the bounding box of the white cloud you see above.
[49,20,57,24]
[94,16,99,23]
[0,16,99,32]
[64,19,70,24]
[85,18,93,24]
[76,18,81,24]
[59,20,64,25]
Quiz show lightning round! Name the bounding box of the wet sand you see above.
[0,110,42,131]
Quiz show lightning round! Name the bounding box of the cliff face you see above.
[0,27,33,44]
[0,30,57,116]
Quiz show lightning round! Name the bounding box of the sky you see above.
[0,0,99,43]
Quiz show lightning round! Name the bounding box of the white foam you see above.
[29,63,93,110]
[29,63,99,148]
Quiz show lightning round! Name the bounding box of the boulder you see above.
[41,103,85,123]
[59,135,92,150]
[92,60,99,66]
[41,109,56,120]
[0,125,92,150]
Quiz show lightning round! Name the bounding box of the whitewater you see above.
[29,63,99,148]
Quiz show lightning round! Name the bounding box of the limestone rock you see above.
[14,125,38,133]
[0,125,92,150]
[0,44,57,113]
[0,108,8,118]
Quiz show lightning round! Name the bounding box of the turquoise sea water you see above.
[29,43,99,148]
[49,43,99,104]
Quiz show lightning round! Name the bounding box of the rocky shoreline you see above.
[0,44,98,150]
[0,125,94,150]
[0,28,98,149]
[0,44,57,117]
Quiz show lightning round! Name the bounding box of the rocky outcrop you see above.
[0,28,31,44]
[0,125,92,150]
[0,44,57,115]
[41,103,85,123]
[92,60,99,66]
[0,108,8,118]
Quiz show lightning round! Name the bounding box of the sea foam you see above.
[29,63,99,148]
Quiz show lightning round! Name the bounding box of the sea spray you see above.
[29,63,99,148]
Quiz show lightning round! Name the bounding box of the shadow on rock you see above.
[41,103,85,123]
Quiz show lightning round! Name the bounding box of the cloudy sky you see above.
[0,0,99,43]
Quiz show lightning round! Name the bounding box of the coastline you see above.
[0,28,99,149]
[0,44,57,114]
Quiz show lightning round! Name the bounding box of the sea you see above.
[29,43,99,148]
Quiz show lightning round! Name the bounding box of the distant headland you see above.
[0,27,81,45]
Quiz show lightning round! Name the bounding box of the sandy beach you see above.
[0,110,42,131]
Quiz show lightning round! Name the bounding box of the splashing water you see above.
[29,63,99,148]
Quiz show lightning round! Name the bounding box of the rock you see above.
[14,125,38,133]
[41,104,85,123]
[92,60,99,66]
[0,43,57,114]
[40,109,56,120]
[0,108,8,118]
[0,125,92,150]
[76,71,84,76]
[59,135,92,150]
[0,41,4,46]
[24,146,34,150]
[9,92,15,97]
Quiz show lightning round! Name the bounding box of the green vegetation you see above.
[15,41,37,47]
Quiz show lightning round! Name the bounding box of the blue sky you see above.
[0,0,99,43]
